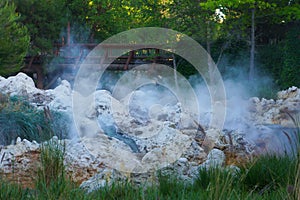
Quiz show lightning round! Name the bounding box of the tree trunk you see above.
[35,65,44,89]
[28,56,44,89]
[206,20,214,84]
[172,54,179,92]
[249,7,255,81]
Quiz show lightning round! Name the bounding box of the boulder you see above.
[0,73,73,113]
[0,73,38,97]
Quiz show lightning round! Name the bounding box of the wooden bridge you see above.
[22,43,174,89]
[55,43,173,70]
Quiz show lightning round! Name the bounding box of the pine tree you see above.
[0,1,30,76]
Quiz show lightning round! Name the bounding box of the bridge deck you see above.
[22,43,174,89]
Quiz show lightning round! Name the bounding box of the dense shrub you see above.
[0,94,69,145]
[258,24,300,89]
[281,25,300,88]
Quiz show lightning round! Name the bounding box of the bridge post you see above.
[124,50,134,70]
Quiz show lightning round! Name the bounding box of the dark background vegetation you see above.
[0,0,299,90]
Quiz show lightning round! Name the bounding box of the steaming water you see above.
[97,113,140,153]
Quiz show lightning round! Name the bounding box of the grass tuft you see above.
[0,94,69,145]
[34,140,86,199]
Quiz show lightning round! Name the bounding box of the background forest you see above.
[0,0,299,90]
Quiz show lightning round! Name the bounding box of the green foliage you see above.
[258,23,300,89]
[13,0,67,55]
[0,1,30,76]
[0,178,31,199]
[257,43,284,86]
[0,94,69,145]
[65,0,168,42]
[195,167,238,199]
[37,141,66,188]
[88,182,144,200]
[157,173,189,198]
[176,58,198,78]
[240,155,296,192]
[281,25,300,88]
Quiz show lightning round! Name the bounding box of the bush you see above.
[0,94,69,145]
[258,24,300,89]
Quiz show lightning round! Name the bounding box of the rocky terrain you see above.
[0,73,299,191]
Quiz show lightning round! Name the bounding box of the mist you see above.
[46,26,298,156]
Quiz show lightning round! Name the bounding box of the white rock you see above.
[0,73,37,96]
[16,137,22,144]
[79,168,120,193]
[22,139,32,149]
[178,157,188,163]
[250,97,260,103]
[200,149,225,168]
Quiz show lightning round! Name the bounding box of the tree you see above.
[167,0,228,81]
[12,0,67,88]
[201,0,300,82]
[14,0,67,56]
[281,24,300,88]
[0,1,30,77]
[66,0,169,42]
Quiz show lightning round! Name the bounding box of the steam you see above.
[188,65,298,155]
[47,26,297,156]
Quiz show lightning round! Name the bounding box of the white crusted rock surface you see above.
[248,86,300,127]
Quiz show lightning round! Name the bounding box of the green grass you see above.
[0,151,299,199]
[240,155,296,193]
[0,93,69,145]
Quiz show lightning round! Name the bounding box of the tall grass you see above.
[239,113,300,199]
[240,155,296,193]
[290,113,300,199]
[0,157,298,200]
[34,140,86,200]
[0,178,30,199]
[0,94,69,145]
[194,167,239,199]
